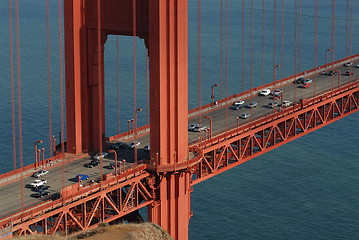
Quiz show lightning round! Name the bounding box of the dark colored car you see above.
[295,77,305,84]
[84,160,100,168]
[346,71,353,76]
[33,185,50,192]
[110,142,127,150]
[33,191,50,198]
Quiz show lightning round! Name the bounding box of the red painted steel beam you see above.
[189,82,359,185]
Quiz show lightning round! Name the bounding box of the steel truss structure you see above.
[190,81,359,185]
[4,169,154,237]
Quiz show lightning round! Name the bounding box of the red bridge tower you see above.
[64,0,190,239]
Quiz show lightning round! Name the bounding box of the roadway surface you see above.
[0,62,358,217]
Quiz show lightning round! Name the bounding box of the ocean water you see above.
[0,1,359,239]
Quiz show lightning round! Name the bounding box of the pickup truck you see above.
[258,89,271,96]
[30,179,47,188]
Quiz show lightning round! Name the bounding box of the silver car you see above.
[32,170,49,178]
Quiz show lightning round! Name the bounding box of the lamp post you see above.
[122,159,126,174]
[41,148,45,163]
[334,69,341,88]
[325,48,332,67]
[127,120,132,133]
[236,116,240,126]
[108,150,118,176]
[34,140,42,167]
[273,64,281,82]
[52,135,56,156]
[211,84,219,106]
[203,116,213,139]
[133,108,143,134]
[37,149,41,166]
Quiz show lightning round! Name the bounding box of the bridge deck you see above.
[0,56,358,222]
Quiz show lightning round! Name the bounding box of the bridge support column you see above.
[149,172,191,240]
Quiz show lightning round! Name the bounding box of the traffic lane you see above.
[189,64,359,139]
[0,157,120,215]
[1,62,358,216]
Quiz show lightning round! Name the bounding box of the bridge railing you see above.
[0,162,148,230]
[191,79,359,150]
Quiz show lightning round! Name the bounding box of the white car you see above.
[272,89,283,96]
[356,64,359,68]
[281,100,293,107]
[188,123,207,132]
[30,179,47,188]
[240,113,250,119]
[258,89,271,96]
[32,170,49,178]
[128,142,141,148]
[93,152,109,160]
[344,62,353,67]
[233,100,245,106]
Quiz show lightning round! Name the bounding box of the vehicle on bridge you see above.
[110,142,127,150]
[84,160,100,168]
[144,145,150,152]
[240,113,250,119]
[272,89,283,96]
[93,152,109,160]
[75,174,89,182]
[233,100,245,106]
[32,170,49,178]
[281,100,293,107]
[128,142,141,148]
[30,179,47,188]
[246,102,258,108]
[258,89,271,96]
[328,70,337,76]
[32,185,50,192]
[32,191,50,198]
[344,62,353,67]
[346,71,354,76]
[188,123,207,132]
[300,83,311,88]
[267,102,279,108]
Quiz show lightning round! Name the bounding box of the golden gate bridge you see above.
[0,0,358,239]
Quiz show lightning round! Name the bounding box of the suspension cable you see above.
[9,0,17,170]
[241,0,244,92]
[261,0,265,85]
[46,0,53,157]
[314,0,319,96]
[15,0,24,210]
[116,37,121,133]
[331,0,336,61]
[197,0,202,107]
[280,0,284,79]
[273,0,277,74]
[225,0,229,129]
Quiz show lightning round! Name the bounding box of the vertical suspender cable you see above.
[197,0,202,107]
[219,0,222,98]
[298,0,302,72]
[225,0,229,129]
[345,0,349,56]
[273,0,277,75]
[132,0,138,164]
[46,0,53,157]
[314,0,319,96]
[116,37,121,133]
[349,0,353,55]
[261,0,265,85]
[293,0,298,103]
[241,0,244,92]
[9,0,17,170]
[331,0,336,61]
[249,0,254,121]
[57,0,65,192]
[280,0,284,79]
[146,50,149,125]
[15,0,24,210]
[97,0,104,173]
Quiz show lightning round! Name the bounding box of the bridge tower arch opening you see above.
[64,0,190,239]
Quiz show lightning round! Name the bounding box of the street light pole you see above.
[34,140,43,167]
[236,116,240,127]
[211,84,219,107]
[334,69,341,88]
[108,150,118,176]
[52,135,56,156]
[325,48,332,67]
[273,64,281,82]
[204,116,213,139]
